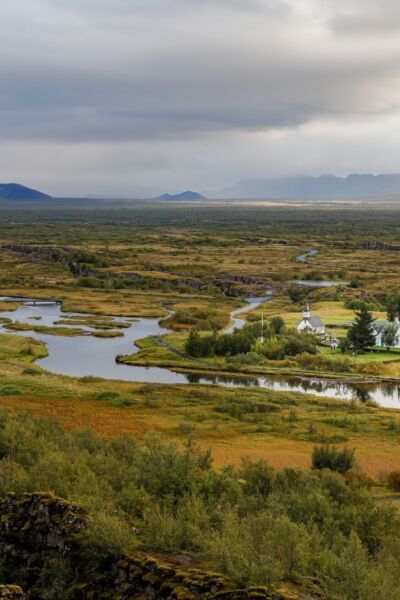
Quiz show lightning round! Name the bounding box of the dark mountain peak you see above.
[157,190,206,201]
[0,183,51,201]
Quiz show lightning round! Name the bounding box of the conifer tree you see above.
[347,305,375,352]
[185,330,201,357]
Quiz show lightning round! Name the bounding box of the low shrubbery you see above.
[0,411,397,598]
[162,307,228,331]
[295,352,353,372]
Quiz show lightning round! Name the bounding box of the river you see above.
[0,297,400,408]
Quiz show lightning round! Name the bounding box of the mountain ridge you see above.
[210,173,400,199]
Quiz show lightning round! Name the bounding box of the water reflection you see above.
[184,371,400,409]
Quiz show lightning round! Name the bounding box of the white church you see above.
[297,304,325,335]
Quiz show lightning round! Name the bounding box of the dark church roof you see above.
[307,316,324,328]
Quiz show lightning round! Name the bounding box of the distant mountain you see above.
[212,174,400,200]
[157,190,206,201]
[0,183,51,202]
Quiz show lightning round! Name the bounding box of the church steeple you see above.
[303,303,311,319]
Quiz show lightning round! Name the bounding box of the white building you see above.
[297,304,325,335]
[373,319,400,348]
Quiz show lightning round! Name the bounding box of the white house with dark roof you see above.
[297,304,325,335]
[373,319,400,348]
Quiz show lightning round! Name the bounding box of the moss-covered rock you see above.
[0,493,305,600]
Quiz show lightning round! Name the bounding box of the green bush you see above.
[95,391,121,401]
[312,444,355,474]
[110,397,134,408]
[22,367,42,376]
[0,385,23,396]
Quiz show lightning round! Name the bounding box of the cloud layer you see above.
[1,0,400,195]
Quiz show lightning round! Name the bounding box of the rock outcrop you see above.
[0,493,303,600]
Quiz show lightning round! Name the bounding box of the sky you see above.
[1,0,400,197]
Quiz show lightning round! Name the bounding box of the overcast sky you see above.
[1,0,400,196]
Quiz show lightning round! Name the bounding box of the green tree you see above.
[383,323,398,351]
[326,533,374,600]
[286,285,308,304]
[386,294,400,322]
[347,306,376,353]
[270,316,285,335]
[185,330,201,357]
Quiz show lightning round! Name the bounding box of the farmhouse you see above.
[297,304,325,335]
[373,319,400,348]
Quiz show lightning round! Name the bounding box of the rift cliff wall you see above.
[3,244,273,297]
[0,493,302,600]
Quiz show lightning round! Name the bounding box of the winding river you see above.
[1,297,400,408]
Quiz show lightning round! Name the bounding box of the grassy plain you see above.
[0,200,400,477]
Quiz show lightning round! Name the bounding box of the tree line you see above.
[185,317,318,360]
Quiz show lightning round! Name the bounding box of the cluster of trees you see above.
[342,302,400,354]
[185,317,317,360]
[0,411,399,598]
[186,326,255,358]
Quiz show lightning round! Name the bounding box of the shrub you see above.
[22,367,42,376]
[177,423,195,435]
[296,352,353,373]
[19,346,34,356]
[387,471,400,492]
[110,397,134,408]
[270,316,285,334]
[0,385,23,396]
[286,285,309,304]
[312,444,355,474]
[78,510,138,559]
[95,391,121,401]
[226,352,263,366]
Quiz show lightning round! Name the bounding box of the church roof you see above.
[297,316,324,328]
[374,320,400,333]
[308,316,324,327]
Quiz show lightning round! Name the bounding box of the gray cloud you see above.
[0,0,400,193]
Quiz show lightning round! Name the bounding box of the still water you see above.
[0,298,399,408]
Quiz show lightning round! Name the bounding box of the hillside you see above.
[0,183,51,201]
